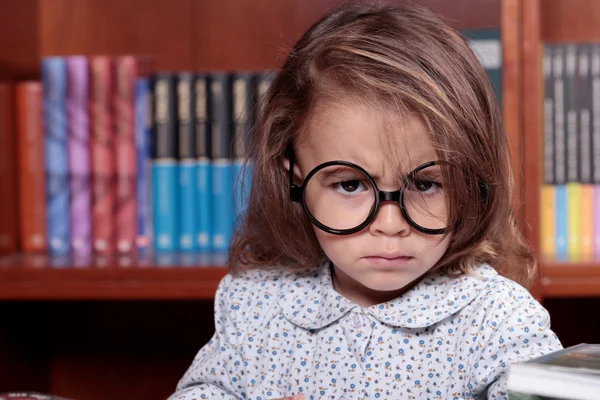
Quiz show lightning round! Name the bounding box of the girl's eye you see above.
[336,179,366,194]
[411,179,440,194]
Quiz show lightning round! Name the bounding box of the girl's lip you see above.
[364,255,413,266]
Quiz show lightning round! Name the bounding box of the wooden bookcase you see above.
[0,0,531,399]
[522,0,600,298]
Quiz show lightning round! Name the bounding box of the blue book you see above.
[151,73,178,253]
[42,57,70,256]
[196,158,211,253]
[209,73,234,260]
[177,73,197,252]
[151,161,178,252]
[194,74,211,255]
[555,184,568,261]
[232,162,252,220]
[134,78,152,254]
[231,72,256,222]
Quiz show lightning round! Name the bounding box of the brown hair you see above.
[229,2,535,287]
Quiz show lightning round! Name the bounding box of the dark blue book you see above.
[176,72,197,252]
[209,72,233,262]
[151,73,178,253]
[231,72,256,223]
[194,73,212,255]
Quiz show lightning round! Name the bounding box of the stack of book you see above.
[507,343,600,400]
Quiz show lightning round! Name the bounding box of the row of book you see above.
[0,55,273,264]
[0,30,500,264]
[540,43,600,262]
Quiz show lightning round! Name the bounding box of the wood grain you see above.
[0,0,40,80]
[521,0,543,299]
[501,0,523,230]
[39,0,194,71]
[541,0,600,42]
[0,255,227,300]
[190,0,500,70]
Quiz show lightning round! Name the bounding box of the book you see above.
[176,71,197,253]
[462,28,502,104]
[507,343,600,400]
[0,82,18,254]
[195,73,211,254]
[209,72,234,262]
[15,82,47,253]
[42,57,70,256]
[231,72,256,223]
[151,72,178,253]
[66,56,92,258]
[135,76,152,254]
[0,393,73,400]
[89,56,116,255]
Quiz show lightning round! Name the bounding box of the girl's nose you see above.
[368,201,410,237]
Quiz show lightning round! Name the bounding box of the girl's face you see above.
[292,100,451,307]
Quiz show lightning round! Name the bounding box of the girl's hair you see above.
[229,2,535,287]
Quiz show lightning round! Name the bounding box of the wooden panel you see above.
[542,263,600,297]
[39,0,194,71]
[502,0,523,230]
[0,0,40,80]
[541,0,600,42]
[47,301,215,400]
[542,277,600,297]
[0,255,227,300]
[521,0,542,299]
[191,0,500,70]
[543,262,600,278]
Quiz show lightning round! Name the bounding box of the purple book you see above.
[66,56,91,258]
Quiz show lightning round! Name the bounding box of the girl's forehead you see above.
[299,100,436,171]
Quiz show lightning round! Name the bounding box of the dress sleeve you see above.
[469,291,563,399]
[167,274,247,400]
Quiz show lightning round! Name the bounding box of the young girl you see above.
[170,3,562,399]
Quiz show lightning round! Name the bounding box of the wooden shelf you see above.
[0,254,228,300]
[541,261,600,297]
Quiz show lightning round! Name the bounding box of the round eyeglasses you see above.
[288,155,450,235]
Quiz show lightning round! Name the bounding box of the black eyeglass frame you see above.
[288,152,448,236]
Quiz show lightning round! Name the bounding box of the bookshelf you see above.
[0,255,228,300]
[0,0,519,399]
[522,0,600,298]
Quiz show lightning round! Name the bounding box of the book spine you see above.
[152,73,178,253]
[135,77,152,254]
[42,57,70,256]
[565,44,581,262]
[195,73,211,254]
[232,72,255,223]
[15,82,47,253]
[177,72,197,252]
[578,44,594,261]
[462,28,502,104]
[541,45,555,261]
[553,45,568,261]
[0,83,18,254]
[592,44,600,260]
[66,56,92,258]
[113,56,138,254]
[210,72,233,260]
[89,56,115,255]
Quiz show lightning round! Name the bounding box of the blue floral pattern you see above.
[169,261,562,400]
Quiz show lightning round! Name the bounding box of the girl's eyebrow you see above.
[315,166,364,182]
